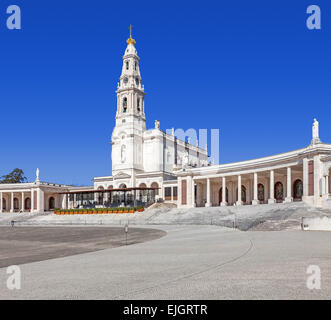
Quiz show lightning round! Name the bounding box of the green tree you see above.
[0,168,27,184]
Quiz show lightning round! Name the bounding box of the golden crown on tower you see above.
[127,24,136,45]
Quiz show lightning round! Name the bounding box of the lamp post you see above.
[124,223,129,245]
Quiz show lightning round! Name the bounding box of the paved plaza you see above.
[0,226,166,268]
[0,225,331,299]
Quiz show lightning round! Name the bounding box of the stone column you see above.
[268,170,275,204]
[36,188,44,213]
[314,155,321,206]
[192,178,196,207]
[221,177,227,206]
[37,189,40,212]
[10,192,14,213]
[31,189,34,212]
[178,177,182,207]
[0,192,3,213]
[285,167,293,203]
[62,194,67,210]
[326,175,329,195]
[252,172,259,205]
[236,175,242,206]
[21,192,25,212]
[303,158,309,198]
[205,178,211,207]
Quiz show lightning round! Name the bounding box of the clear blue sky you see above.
[0,0,330,186]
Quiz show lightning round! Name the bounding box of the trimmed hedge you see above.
[54,206,144,215]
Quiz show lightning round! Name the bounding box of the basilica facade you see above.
[93,33,209,196]
[0,32,330,213]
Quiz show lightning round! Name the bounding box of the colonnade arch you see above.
[258,183,265,202]
[190,163,307,207]
[151,182,159,195]
[293,179,303,200]
[13,198,19,210]
[25,197,31,210]
[49,197,55,210]
[274,182,284,202]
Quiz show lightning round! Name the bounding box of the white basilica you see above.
[93,31,209,193]
[0,31,330,213]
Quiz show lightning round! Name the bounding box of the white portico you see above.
[177,119,331,209]
[0,169,69,213]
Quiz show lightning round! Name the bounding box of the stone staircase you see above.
[3,202,331,231]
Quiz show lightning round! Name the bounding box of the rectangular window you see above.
[173,186,178,201]
[164,187,171,200]
[173,187,178,197]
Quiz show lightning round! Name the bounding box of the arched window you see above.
[108,185,113,190]
[151,182,159,196]
[119,184,127,189]
[293,179,303,200]
[123,97,127,113]
[258,183,265,202]
[134,61,137,70]
[98,186,104,190]
[274,182,284,202]
[25,198,31,210]
[49,197,55,210]
[139,183,147,188]
[126,61,129,70]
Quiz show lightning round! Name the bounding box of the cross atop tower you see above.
[127,24,136,45]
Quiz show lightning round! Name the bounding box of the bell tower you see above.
[111,26,146,183]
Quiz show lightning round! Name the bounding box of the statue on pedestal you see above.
[35,168,40,183]
[311,118,321,145]
[181,152,189,169]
